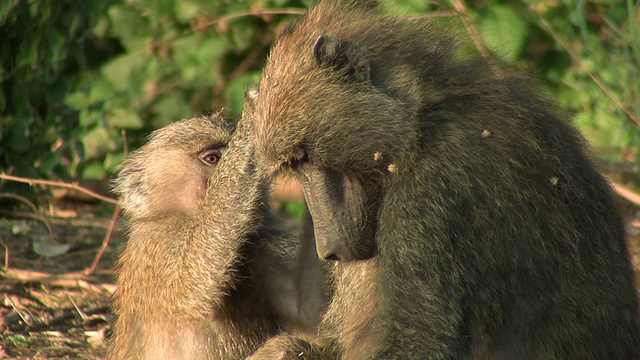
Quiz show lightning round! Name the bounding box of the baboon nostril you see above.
[324,254,341,261]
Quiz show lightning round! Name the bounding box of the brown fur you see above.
[251,1,640,359]
[108,108,326,359]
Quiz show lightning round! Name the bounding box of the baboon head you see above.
[253,2,423,261]
[114,115,232,220]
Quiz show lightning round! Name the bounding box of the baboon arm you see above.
[188,122,263,306]
[375,181,468,359]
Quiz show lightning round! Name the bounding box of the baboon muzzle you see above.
[299,164,374,262]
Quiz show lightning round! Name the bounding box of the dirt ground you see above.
[1,193,639,359]
[0,199,123,359]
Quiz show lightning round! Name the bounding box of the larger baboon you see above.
[107,102,326,359]
[250,1,640,359]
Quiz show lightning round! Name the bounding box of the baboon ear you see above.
[245,84,259,105]
[243,84,259,113]
[313,35,371,83]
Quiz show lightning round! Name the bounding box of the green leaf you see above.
[36,152,58,175]
[79,109,101,128]
[283,201,306,219]
[0,0,20,25]
[8,119,30,154]
[82,127,111,159]
[382,0,429,14]
[224,71,261,118]
[65,91,89,110]
[11,82,29,110]
[136,0,176,18]
[46,78,68,104]
[89,79,115,103]
[91,13,110,38]
[152,92,192,128]
[174,36,229,86]
[479,6,528,62]
[19,34,40,68]
[175,0,203,21]
[68,13,82,36]
[0,88,5,114]
[107,108,144,129]
[104,151,125,174]
[47,31,67,66]
[107,5,147,41]
[101,55,145,91]
[81,160,106,180]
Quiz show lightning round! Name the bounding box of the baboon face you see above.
[115,116,231,220]
[297,163,376,261]
[255,19,408,261]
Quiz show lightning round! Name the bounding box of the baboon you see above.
[250,1,640,359]
[107,103,326,359]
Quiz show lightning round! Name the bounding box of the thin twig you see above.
[124,8,307,61]
[3,267,107,282]
[122,129,129,157]
[0,269,116,294]
[0,210,118,230]
[0,173,118,205]
[1,268,117,293]
[4,295,31,326]
[86,204,121,275]
[67,294,88,321]
[0,192,55,241]
[409,11,458,20]
[214,8,306,25]
[611,181,640,207]
[2,239,8,269]
[535,12,640,126]
[449,0,492,62]
[212,30,274,107]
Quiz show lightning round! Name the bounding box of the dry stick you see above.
[128,9,308,108]
[0,172,118,205]
[212,31,274,105]
[0,173,121,273]
[2,268,117,293]
[449,0,492,63]
[0,192,55,242]
[86,204,121,276]
[122,129,129,158]
[409,11,458,20]
[0,210,116,229]
[209,8,306,27]
[67,294,89,321]
[611,181,640,207]
[4,295,31,326]
[127,8,306,61]
[535,12,640,126]
[130,78,182,109]
[2,240,9,269]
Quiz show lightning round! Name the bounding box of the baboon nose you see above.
[324,254,341,261]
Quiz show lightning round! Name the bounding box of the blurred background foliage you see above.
[0,0,638,204]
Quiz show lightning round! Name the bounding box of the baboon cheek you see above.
[299,165,376,261]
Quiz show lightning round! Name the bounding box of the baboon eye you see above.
[199,149,222,165]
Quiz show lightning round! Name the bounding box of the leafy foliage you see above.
[1,0,638,200]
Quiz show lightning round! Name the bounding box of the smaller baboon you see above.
[250,1,640,359]
[108,101,326,359]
